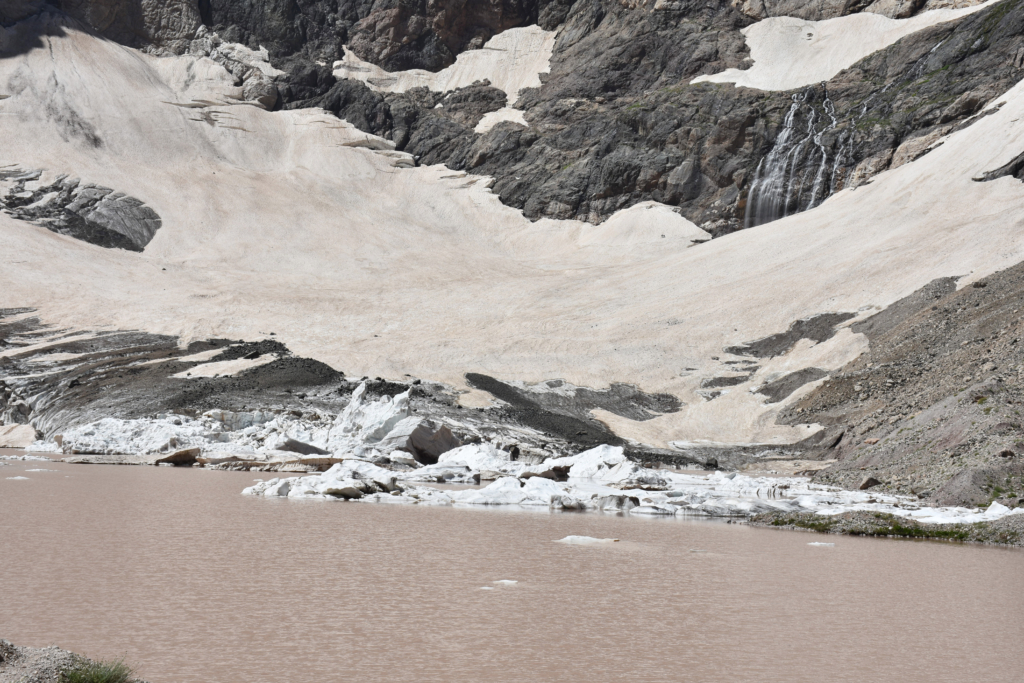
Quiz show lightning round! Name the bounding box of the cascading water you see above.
[743,87,837,229]
[743,38,949,230]
[743,92,805,229]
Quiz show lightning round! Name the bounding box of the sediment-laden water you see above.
[1,458,1022,683]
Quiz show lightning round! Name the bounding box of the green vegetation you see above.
[849,517,971,541]
[61,659,134,683]
[771,516,837,532]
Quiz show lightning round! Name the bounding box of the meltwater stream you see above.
[2,460,1023,683]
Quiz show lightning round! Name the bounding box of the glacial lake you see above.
[2,456,1023,683]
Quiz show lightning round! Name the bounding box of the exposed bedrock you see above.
[9,0,1024,235]
[0,167,162,251]
[293,0,1024,234]
[48,0,203,51]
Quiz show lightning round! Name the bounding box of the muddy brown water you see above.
[2,458,1023,683]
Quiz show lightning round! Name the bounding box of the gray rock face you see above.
[0,0,47,25]
[52,0,202,52]
[8,0,1021,236]
[0,168,162,251]
[348,0,538,71]
[288,0,1023,234]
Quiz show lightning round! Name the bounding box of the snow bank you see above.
[692,0,999,91]
[335,26,555,105]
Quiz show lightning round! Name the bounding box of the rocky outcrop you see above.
[293,0,1024,234]
[781,262,1024,509]
[52,0,203,52]
[0,168,162,251]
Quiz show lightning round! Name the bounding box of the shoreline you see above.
[747,510,1024,547]
[0,640,146,683]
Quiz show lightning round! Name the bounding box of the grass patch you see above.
[61,659,134,683]
[848,514,971,541]
[772,516,837,532]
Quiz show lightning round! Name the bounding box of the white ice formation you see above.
[241,443,1024,526]
[554,536,620,544]
[58,382,447,466]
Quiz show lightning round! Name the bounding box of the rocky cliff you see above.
[16,0,1021,234]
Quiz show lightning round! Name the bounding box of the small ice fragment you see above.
[5,476,29,480]
[480,586,494,590]
[25,469,55,472]
[808,542,835,547]
[554,535,619,545]
[493,580,518,585]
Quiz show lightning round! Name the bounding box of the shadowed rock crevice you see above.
[465,372,626,447]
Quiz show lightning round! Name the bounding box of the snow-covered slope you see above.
[2,13,1024,451]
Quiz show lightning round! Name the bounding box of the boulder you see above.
[242,72,279,110]
[0,424,38,448]
[377,416,461,464]
[859,476,882,490]
[153,447,200,466]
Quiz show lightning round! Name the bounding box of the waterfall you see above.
[743,92,805,229]
[744,87,836,229]
[743,37,947,230]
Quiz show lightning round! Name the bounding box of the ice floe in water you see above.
[0,454,51,461]
[5,476,29,480]
[493,580,518,585]
[48,382,1024,526]
[808,542,835,547]
[554,536,619,545]
[242,441,1024,526]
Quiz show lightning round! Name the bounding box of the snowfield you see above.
[2,16,1024,452]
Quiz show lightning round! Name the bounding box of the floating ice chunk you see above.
[493,580,518,585]
[808,542,835,547]
[0,454,51,461]
[5,476,29,480]
[24,468,56,472]
[480,587,495,590]
[554,536,619,544]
